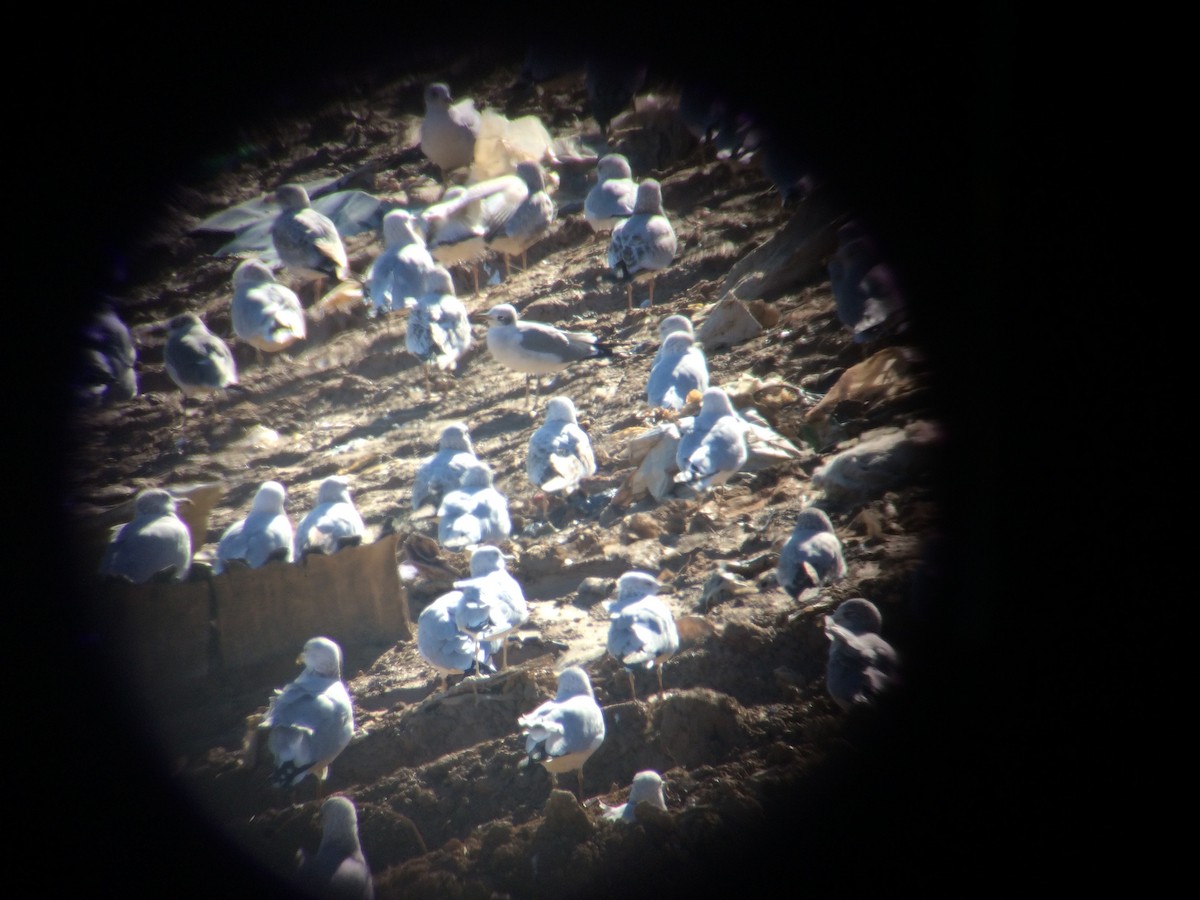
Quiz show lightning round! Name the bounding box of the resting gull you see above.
[77,306,138,405]
[651,314,694,365]
[608,179,677,309]
[229,258,306,360]
[297,795,374,900]
[261,636,355,792]
[601,770,668,823]
[646,331,709,410]
[411,423,479,515]
[584,153,637,234]
[405,266,472,381]
[164,313,238,410]
[418,587,495,691]
[527,396,596,496]
[604,571,680,701]
[295,475,366,558]
[517,665,606,799]
[420,82,481,179]
[673,387,749,493]
[776,507,847,598]
[99,488,192,584]
[436,463,512,551]
[824,598,900,710]
[214,480,294,574]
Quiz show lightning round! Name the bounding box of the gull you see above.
[214,480,294,574]
[418,587,495,692]
[824,598,900,710]
[436,463,511,551]
[77,306,137,406]
[646,331,709,410]
[297,796,374,900]
[163,313,237,418]
[261,636,355,793]
[608,179,677,309]
[462,545,527,668]
[527,396,596,496]
[651,314,694,365]
[584,153,637,234]
[776,507,847,599]
[366,209,440,317]
[229,258,306,363]
[828,221,908,343]
[421,186,487,293]
[452,576,519,677]
[601,770,667,823]
[517,666,606,800]
[404,266,472,384]
[411,423,479,516]
[270,183,351,304]
[99,488,192,584]
[480,303,612,407]
[420,82,481,180]
[295,475,366,559]
[673,387,749,493]
[604,571,679,701]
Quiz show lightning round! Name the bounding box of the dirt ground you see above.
[37,34,1058,900]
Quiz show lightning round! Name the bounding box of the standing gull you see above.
[270,183,351,304]
[436,463,512,551]
[517,666,606,800]
[229,258,306,362]
[77,306,138,406]
[584,153,637,234]
[776,507,847,599]
[484,160,556,275]
[602,770,668,822]
[463,545,528,668]
[366,209,440,317]
[418,587,495,692]
[673,387,749,493]
[420,82,481,180]
[405,267,472,383]
[646,331,709,410]
[824,598,900,710]
[295,475,366,558]
[604,571,680,701]
[261,636,355,792]
[99,488,192,584]
[527,396,597,496]
[297,795,374,900]
[411,423,479,516]
[608,179,677,310]
[421,186,487,293]
[214,480,294,574]
[481,303,612,407]
[163,313,237,417]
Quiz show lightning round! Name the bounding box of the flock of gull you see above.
[83,60,910,898]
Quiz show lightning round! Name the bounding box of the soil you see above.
[27,26,1078,900]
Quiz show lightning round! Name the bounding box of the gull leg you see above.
[657,662,666,700]
[503,255,511,280]
[625,283,633,311]
[577,767,585,801]
[628,669,637,704]
[521,250,528,271]
[501,639,509,670]
[648,277,656,305]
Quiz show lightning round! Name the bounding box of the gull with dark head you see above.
[608,179,677,309]
[776,507,847,599]
[100,488,192,584]
[480,303,612,407]
[214,480,294,574]
[230,258,306,363]
[295,475,366,558]
[604,571,679,701]
[517,666,606,800]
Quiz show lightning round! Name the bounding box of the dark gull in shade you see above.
[262,637,355,790]
[608,179,677,310]
[297,795,374,900]
[604,571,680,701]
[295,475,366,558]
[517,665,606,799]
[420,186,488,293]
[270,183,350,301]
[99,488,192,584]
[77,306,137,406]
[828,221,909,343]
[462,545,527,668]
[366,209,440,316]
[651,314,694,366]
[673,387,749,493]
[824,597,900,710]
[584,153,637,234]
[527,396,596,495]
[420,82,481,179]
[480,303,612,406]
[404,267,472,378]
[586,56,647,137]
[214,480,294,574]
[418,588,495,692]
[646,331,709,410]
[436,463,511,551]
[601,770,668,823]
[229,258,306,358]
[411,423,479,515]
[163,313,237,413]
[776,507,847,599]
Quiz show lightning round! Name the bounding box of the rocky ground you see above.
[32,29,1080,900]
